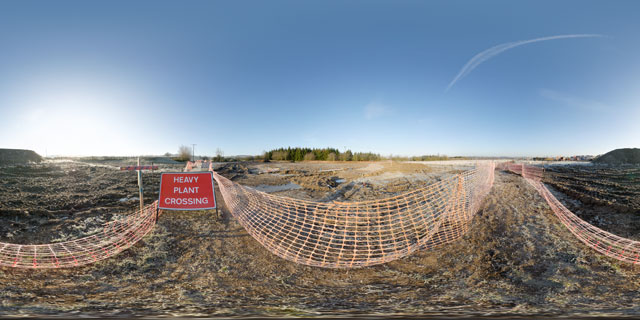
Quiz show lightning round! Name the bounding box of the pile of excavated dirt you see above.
[0,148,42,165]
[593,148,640,165]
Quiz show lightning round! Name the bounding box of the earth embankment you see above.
[0,148,42,165]
[593,148,640,165]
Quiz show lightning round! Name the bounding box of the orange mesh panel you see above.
[211,162,495,268]
[506,163,640,264]
[0,202,158,269]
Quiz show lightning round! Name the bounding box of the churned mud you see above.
[0,160,175,245]
[1,160,640,317]
[544,165,640,240]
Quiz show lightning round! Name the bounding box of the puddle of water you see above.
[355,172,444,186]
[270,173,295,177]
[119,197,139,202]
[250,167,281,174]
[253,183,301,193]
[319,168,345,172]
[335,179,346,183]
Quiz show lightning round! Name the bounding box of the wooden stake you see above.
[137,157,144,212]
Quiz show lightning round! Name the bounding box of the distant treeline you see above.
[63,151,467,163]
[264,147,382,162]
[263,147,467,162]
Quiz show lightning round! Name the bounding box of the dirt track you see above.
[1,161,640,317]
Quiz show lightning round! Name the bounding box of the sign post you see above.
[158,172,217,211]
[120,161,158,213]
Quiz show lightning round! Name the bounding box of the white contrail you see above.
[445,34,604,92]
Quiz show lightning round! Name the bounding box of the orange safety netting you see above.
[4,159,635,269]
[184,160,213,172]
[503,163,640,264]
[0,202,157,269]
[210,162,495,268]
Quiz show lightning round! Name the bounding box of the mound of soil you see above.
[0,148,42,165]
[593,148,640,165]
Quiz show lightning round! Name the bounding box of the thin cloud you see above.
[446,34,605,92]
[539,88,609,112]
[364,102,391,120]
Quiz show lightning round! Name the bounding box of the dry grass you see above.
[2,162,640,317]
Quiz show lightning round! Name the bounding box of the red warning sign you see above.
[158,172,216,210]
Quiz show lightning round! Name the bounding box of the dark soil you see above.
[0,149,42,165]
[0,161,181,244]
[1,161,640,317]
[593,148,640,165]
[544,165,640,240]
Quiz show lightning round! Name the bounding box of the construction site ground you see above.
[1,160,640,317]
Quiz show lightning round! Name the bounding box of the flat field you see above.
[1,160,640,317]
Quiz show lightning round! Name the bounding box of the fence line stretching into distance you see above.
[209,162,495,268]
[3,160,637,269]
[0,202,158,269]
[501,163,640,264]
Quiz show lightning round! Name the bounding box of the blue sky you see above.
[0,1,638,157]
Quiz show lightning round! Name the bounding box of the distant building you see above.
[531,155,594,162]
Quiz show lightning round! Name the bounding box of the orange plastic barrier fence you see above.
[0,202,158,269]
[5,159,634,269]
[184,160,213,172]
[503,163,640,264]
[208,162,495,268]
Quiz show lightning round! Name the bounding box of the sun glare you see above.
[11,84,134,156]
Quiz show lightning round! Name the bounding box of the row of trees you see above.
[169,145,467,163]
[264,147,382,162]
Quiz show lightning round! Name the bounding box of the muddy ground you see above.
[544,164,640,240]
[0,160,178,245]
[1,160,640,318]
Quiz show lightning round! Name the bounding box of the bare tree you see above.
[177,145,191,161]
[215,148,224,162]
[303,152,315,161]
[272,151,287,161]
